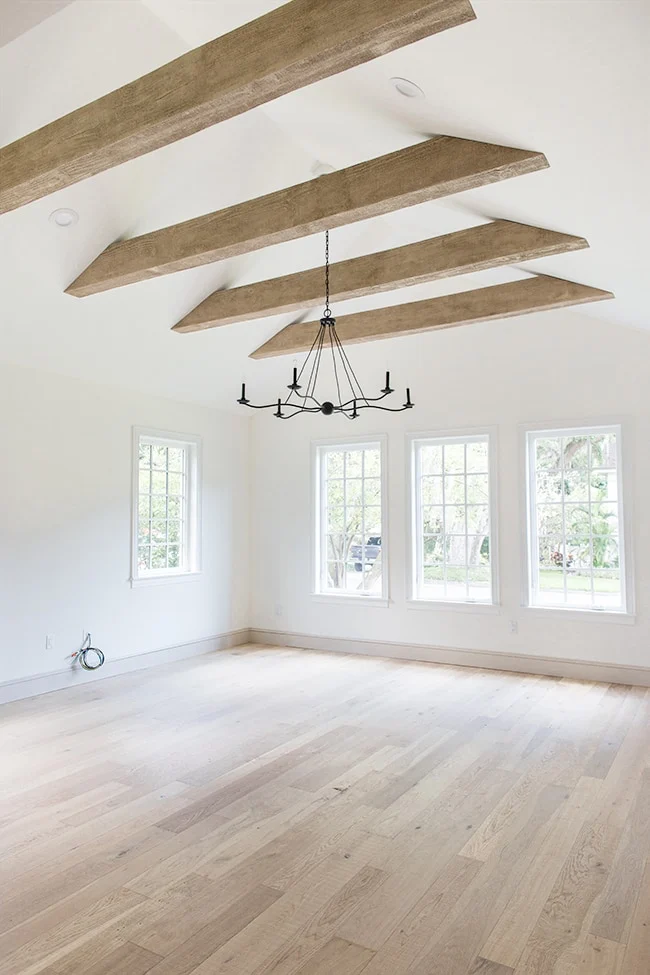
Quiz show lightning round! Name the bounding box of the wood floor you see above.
[1,646,649,975]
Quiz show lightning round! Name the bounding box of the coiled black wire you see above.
[74,633,105,670]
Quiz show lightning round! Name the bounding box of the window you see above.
[132,428,201,583]
[526,426,628,613]
[314,439,387,599]
[410,433,496,604]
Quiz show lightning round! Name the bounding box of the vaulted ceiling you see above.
[0,0,648,409]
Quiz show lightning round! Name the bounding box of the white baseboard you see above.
[249,627,650,687]
[0,629,251,705]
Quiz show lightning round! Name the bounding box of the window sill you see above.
[311,593,390,609]
[522,605,636,626]
[407,598,500,615]
[131,571,202,589]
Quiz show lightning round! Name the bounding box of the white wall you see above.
[250,311,650,671]
[0,361,250,686]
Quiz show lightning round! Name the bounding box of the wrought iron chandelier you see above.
[237,231,413,419]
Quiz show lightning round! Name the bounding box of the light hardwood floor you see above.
[1,646,649,975]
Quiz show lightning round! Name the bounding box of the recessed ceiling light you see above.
[49,207,79,227]
[390,77,425,99]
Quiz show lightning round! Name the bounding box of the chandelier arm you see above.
[355,403,414,413]
[338,389,393,409]
[331,326,369,405]
[294,319,326,385]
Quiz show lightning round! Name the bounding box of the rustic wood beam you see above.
[0,0,476,214]
[66,137,548,297]
[172,221,588,333]
[250,276,614,358]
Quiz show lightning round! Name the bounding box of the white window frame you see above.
[523,421,635,622]
[407,429,500,612]
[312,435,389,607]
[131,427,202,587]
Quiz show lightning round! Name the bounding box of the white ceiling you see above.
[0,0,648,410]
[0,0,72,48]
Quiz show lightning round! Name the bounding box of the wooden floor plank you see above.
[1,647,648,975]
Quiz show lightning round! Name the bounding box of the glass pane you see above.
[326,533,346,561]
[138,523,151,545]
[420,445,442,475]
[539,569,564,591]
[326,562,344,589]
[444,443,465,474]
[422,506,443,534]
[444,475,465,503]
[167,545,180,569]
[138,443,151,466]
[363,449,380,477]
[565,504,590,535]
[345,450,363,477]
[138,469,151,493]
[445,505,466,534]
[167,520,181,544]
[537,504,563,535]
[421,476,443,505]
[467,505,489,534]
[151,545,167,569]
[563,471,589,502]
[593,570,621,599]
[344,564,358,590]
[346,479,363,506]
[466,440,488,473]
[563,436,589,470]
[446,536,468,567]
[591,470,617,502]
[167,496,181,519]
[423,565,445,583]
[138,495,150,521]
[138,545,151,570]
[345,504,364,533]
[327,480,344,506]
[167,448,184,472]
[565,536,591,569]
[152,445,167,469]
[423,536,444,565]
[467,534,490,566]
[536,473,563,503]
[567,572,591,594]
[466,474,489,504]
[593,536,619,569]
[326,451,344,477]
[151,470,167,494]
[539,536,565,568]
[592,502,619,534]
[326,506,345,532]
[536,438,561,471]
[167,472,183,496]
[364,506,382,534]
[590,433,617,469]
[151,496,167,519]
[150,520,167,544]
[363,478,381,506]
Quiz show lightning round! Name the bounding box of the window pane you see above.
[444,475,465,503]
[364,449,380,477]
[420,445,442,475]
[423,536,444,565]
[136,436,193,579]
[421,477,443,505]
[466,474,489,503]
[466,441,488,473]
[529,428,625,612]
[467,506,489,534]
[444,443,465,474]
[422,506,443,534]
[318,443,384,597]
[445,505,466,534]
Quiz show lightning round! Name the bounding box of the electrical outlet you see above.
[45,634,54,650]
[509,620,519,635]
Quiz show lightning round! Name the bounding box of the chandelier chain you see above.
[324,229,331,317]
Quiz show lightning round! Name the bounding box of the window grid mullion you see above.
[441,445,447,598]
[588,439,595,607]
[463,443,469,600]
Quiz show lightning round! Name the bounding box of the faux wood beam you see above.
[250,275,614,358]
[66,137,548,297]
[173,221,588,332]
[0,0,476,214]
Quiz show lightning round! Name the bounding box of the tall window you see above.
[410,434,496,604]
[315,440,386,599]
[526,426,627,612]
[132,429,201,583]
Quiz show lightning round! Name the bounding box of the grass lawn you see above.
[539,570,619,593]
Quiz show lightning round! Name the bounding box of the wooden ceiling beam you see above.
[249,275,614,358]
[172,221,588,333]
[0,0,476,214]
[66,137,548,297]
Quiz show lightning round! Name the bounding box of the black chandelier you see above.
[237,231,413,419]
